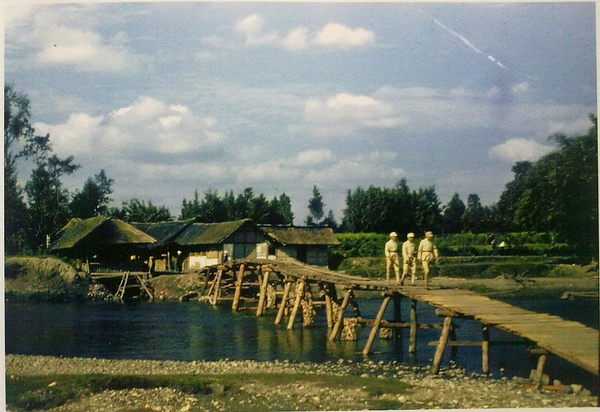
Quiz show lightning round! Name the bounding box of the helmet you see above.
[390,232,398,237]
[407,232,415,238]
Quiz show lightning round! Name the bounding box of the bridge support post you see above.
[482,325,490,374]
[256,267,270,317]
[329,289,352,341]
[275,281,293,325]
[287,279,305,330]
[409,299,418,353]
[211,269,223,306]
[362,294,391,355]
[393,293,402,340]
[431,316,452,374]
[232,264,246,311]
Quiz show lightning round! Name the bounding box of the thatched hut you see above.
[49,217,157,272]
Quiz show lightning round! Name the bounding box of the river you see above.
[5,297,598,392]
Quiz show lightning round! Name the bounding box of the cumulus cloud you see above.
[489,138,554,162]
[305,92,407,136]
[234,14,375,50]
[303,86,594,139]
[10,5,139,72]
[34,96,225,159]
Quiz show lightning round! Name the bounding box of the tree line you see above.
[5,85,598,258]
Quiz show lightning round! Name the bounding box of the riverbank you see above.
[6,355,597,411]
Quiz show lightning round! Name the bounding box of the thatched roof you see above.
[175,219,251,245]
[259,225,339,246]
[132,220,194,246]
[50,217,157,251]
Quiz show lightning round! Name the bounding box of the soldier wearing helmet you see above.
[418,231,439,289]
[400,232,417,286]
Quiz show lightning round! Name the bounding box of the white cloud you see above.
[313,23,375,48]
[34,96,226,159]
[305,92,406,136]
[293,149,333,165]
[512,82,530,94]
[489,138,554,163]
[234,14,375,51]
[12,6,139,72]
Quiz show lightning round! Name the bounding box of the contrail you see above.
[416,8,508,70]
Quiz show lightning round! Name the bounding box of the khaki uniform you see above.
[385,239,401,284]
[401,239,417,285]
[418,237,439,287]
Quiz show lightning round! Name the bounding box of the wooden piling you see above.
[482,325,490,374]
[256,268,270,317]
[534,351,548,389]
[409,299,418,353]
[287,279,305,330]
[329,289,352,341]
[232,264,246,311]
[431,316,453,374]
[211,269,223,306]
[362,295,391,355]
[275,281,293,325]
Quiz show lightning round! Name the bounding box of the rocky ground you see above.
[6,355,598,411]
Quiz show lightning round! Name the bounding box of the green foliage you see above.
[25,155,80,252]
[342,179,442,234]
[512,115,598,257]
[109,198,173,222]
[179,187,294,224]
[307,185,325,224]
[69,169,114,218]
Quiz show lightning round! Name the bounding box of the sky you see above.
[4,1,597,225]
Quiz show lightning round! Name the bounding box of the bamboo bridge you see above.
[196,259,599,385]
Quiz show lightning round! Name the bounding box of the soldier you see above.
[400,232,417,286]
[418,231,439,289]
[384,232,401,285]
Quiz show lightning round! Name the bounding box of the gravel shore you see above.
[6,354,598,411]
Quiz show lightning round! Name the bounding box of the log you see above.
[409,299,418,353]
[275,281,293,325]
[232,264,245,311]
[329,289,352,341]
[482,325,490,374]
[256,269,270,317]
[362,295,391,355]
[431,316,452,374]
[287,279,305,330]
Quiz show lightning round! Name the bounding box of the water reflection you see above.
[5,298,598,393]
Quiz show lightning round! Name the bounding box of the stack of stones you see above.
[341,318,359,340]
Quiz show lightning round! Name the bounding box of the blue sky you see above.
[4,1,596,224]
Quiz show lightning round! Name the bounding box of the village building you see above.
[49,216,157,273]
[258,225,339,266]
[51,217,340,273]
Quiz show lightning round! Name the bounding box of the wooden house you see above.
[131,220,195,272]
[49,217,157,272]
[258,225,339,266]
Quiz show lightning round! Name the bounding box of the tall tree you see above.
[514,115,598,257]
[462,194,485,233]
[4,85,51,254]
[441,193,466,234]
[495,161,532,232]
[70,170,114,218]
[306,185,324,225]
[25,155,80,251]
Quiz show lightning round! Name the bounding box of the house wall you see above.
[274,245,330,266]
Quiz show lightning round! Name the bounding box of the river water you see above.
[5,297,598,392]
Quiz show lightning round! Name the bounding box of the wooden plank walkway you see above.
[262,259,599,375]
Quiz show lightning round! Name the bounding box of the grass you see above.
[7,372,412,411]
